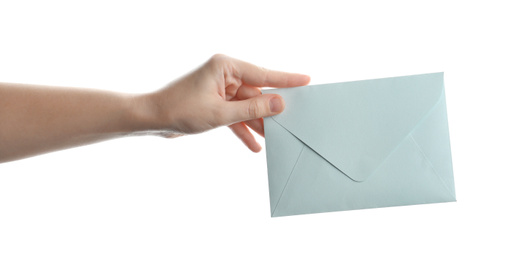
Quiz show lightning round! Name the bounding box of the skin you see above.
[0,54,310,163]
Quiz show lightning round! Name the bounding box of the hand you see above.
[140,54,311,152]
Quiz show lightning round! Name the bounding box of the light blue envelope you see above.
[263,73,456,217]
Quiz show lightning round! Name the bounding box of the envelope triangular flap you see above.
[264,73,444,182]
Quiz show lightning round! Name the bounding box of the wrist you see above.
[124,92,163,135]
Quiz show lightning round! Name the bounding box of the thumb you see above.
[225,94,285,124]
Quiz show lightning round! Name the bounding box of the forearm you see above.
[0,82,153,163]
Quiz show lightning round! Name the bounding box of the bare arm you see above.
[0,55,310,163]
[0,82,149,162]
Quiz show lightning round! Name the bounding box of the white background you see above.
[1,0,516,259]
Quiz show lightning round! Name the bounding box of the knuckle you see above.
[258,66,270,87]
[247,99,262,119]
[211,53,226,60]
[207,54,236,78]
[209,54,227,66]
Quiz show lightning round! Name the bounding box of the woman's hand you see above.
[138,54,310,152]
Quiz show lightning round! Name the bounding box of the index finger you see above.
[227,56,311,88]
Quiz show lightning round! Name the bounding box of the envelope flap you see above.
[263,73,444,182]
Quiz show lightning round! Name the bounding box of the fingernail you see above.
[269,97,283,113]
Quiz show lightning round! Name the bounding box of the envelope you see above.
[263,72,456,217]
